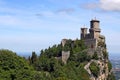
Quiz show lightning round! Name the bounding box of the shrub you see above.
[89,62,100,77]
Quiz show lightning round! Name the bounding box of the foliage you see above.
[103,51,108,59]
[40,44,62,58]
[0,39,115,80]
[92,52,99,60]
[107,73,116,80]
[62,39,72,51]
[0,49,34,80]
[108,61,112,72]
[89,62,100,77]
[31,39,91,80]
[98,41,106,48]
[32,71,52,80]
[31,51,37,64]
[63,39,86,54]
[72,39,86,54]
[56,77,69,80]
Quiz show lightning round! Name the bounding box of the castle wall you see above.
[84,39,97,49]
[81,19,102,49]
[81,33,92,40]
[62,51,70,64]
[61,39,67,47]
[94,32,100,40]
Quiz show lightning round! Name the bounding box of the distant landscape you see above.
[109,53,120,80]
[18,52,120,60]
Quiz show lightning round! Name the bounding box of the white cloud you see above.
[0,15,21,26]
[56,8,75,14]
[81,3,99,10]
[100,0,120,11]
[82,0,120,11]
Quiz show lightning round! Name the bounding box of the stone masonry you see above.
[81,19,105,49]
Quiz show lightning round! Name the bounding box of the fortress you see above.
[81,19,105,49]
[62,19,105,50]
[56,19,113,80]
[61,19,105,64]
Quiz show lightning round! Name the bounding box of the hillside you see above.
[0,39,115,80]
[0,38,115,80]
[29,38,115,80]
[0,19,115,80]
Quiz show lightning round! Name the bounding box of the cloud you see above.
[81,3,99,10]
[82,0,120,12]
[35,11,55,18]
[56,8,75,14]
[35,8,75,19]
[35,9,80,23]
[100,0,120,11]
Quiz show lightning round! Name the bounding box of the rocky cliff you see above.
[84,41,114,80]
[60,38,115,80]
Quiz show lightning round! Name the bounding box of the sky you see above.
[0,0,120,55]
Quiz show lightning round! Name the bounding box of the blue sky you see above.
[0,0,120,55]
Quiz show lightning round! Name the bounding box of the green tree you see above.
[89,62,100,77]
[92,52,99,60]
[31,51,37,64]
[0,49,34,80]
[103,51,108,59]
[108,61,112,72]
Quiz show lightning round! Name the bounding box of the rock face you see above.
[61,39,113,80]
[83,43,113,80]
[81,19,111,80]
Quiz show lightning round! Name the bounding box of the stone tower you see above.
[81,28,88,39]
[89,19,101,40]
[80,19,104,49]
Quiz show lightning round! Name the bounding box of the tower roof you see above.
[91,19,99,22]
[81,27,88,29]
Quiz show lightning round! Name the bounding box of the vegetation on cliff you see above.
[89,62,100,77]
[0,39,115,80]
[31,39,90,80]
